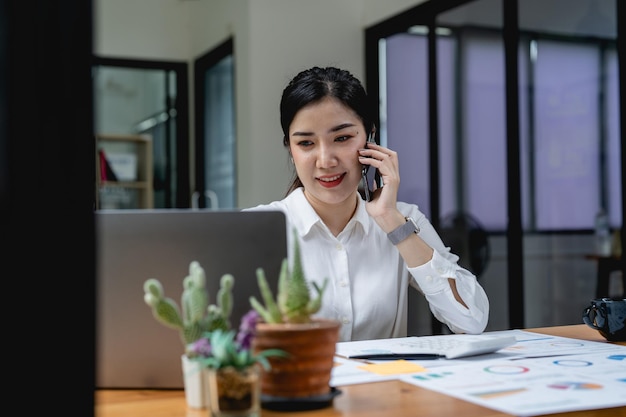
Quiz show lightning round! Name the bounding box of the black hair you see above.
[279,66,375,195]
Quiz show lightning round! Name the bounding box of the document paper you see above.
[332,330,626,416]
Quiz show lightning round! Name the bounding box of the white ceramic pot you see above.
[181,354,210,409]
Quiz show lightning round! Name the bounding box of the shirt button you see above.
[340,281,348,287]
[426,275,433,282]
[335,243,342,251]
[342,317,350,324]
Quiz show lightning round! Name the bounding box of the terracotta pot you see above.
[252,318,340,398]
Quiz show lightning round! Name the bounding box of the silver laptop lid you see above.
[96,209,287,388]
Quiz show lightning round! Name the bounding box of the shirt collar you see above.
[352,197,373,233]
[284,188,374,237]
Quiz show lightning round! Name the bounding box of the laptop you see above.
[95,209,287,389]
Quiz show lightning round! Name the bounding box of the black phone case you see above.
[361,134,378,201]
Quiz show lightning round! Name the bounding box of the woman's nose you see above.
[316,145,338,168]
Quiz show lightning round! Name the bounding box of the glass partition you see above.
[370,0,622,333]
[93,57,190,209]
[193,39,236,210]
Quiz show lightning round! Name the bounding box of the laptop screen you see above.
[95,209,287,388]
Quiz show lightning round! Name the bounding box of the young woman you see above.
[247,66,489,342]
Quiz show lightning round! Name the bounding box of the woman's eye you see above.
[335,135,350,142]
[297,140,313,147]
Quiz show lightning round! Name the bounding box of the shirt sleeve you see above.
[409,250,489,334]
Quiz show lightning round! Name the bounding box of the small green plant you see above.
[143,260,234,346]
[187,310,287,371]
[249,229,328,324]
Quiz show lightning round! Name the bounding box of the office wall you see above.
[94,0,426,207]
[94,0,192,60]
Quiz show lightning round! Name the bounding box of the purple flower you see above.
[236,309,260,350]
[188,337,212,358]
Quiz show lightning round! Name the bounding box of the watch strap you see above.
[387,217,420,245]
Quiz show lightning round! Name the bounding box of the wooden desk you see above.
[95,325,625,417]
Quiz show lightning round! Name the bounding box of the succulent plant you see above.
[143,260,234,346]
[249,229,328,324]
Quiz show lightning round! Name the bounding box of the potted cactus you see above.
[249,230,341,408]
[143,260,234,409]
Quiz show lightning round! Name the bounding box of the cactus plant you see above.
[143,260,234,346]
[249,229,328,324]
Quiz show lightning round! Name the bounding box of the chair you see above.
[432,211,491,334]
[439,211,490,278]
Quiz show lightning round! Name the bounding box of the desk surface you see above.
[95,325,625,417]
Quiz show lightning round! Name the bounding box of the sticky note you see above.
[357,360,427,375]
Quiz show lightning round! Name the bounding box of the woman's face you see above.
[288,96,367,206]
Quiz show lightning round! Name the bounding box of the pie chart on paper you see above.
[547,381,603,390]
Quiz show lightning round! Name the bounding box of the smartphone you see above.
[361,133,379,201]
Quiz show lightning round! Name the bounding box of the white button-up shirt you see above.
[245,188,489,342]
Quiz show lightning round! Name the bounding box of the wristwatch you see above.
[387,217,420,245]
